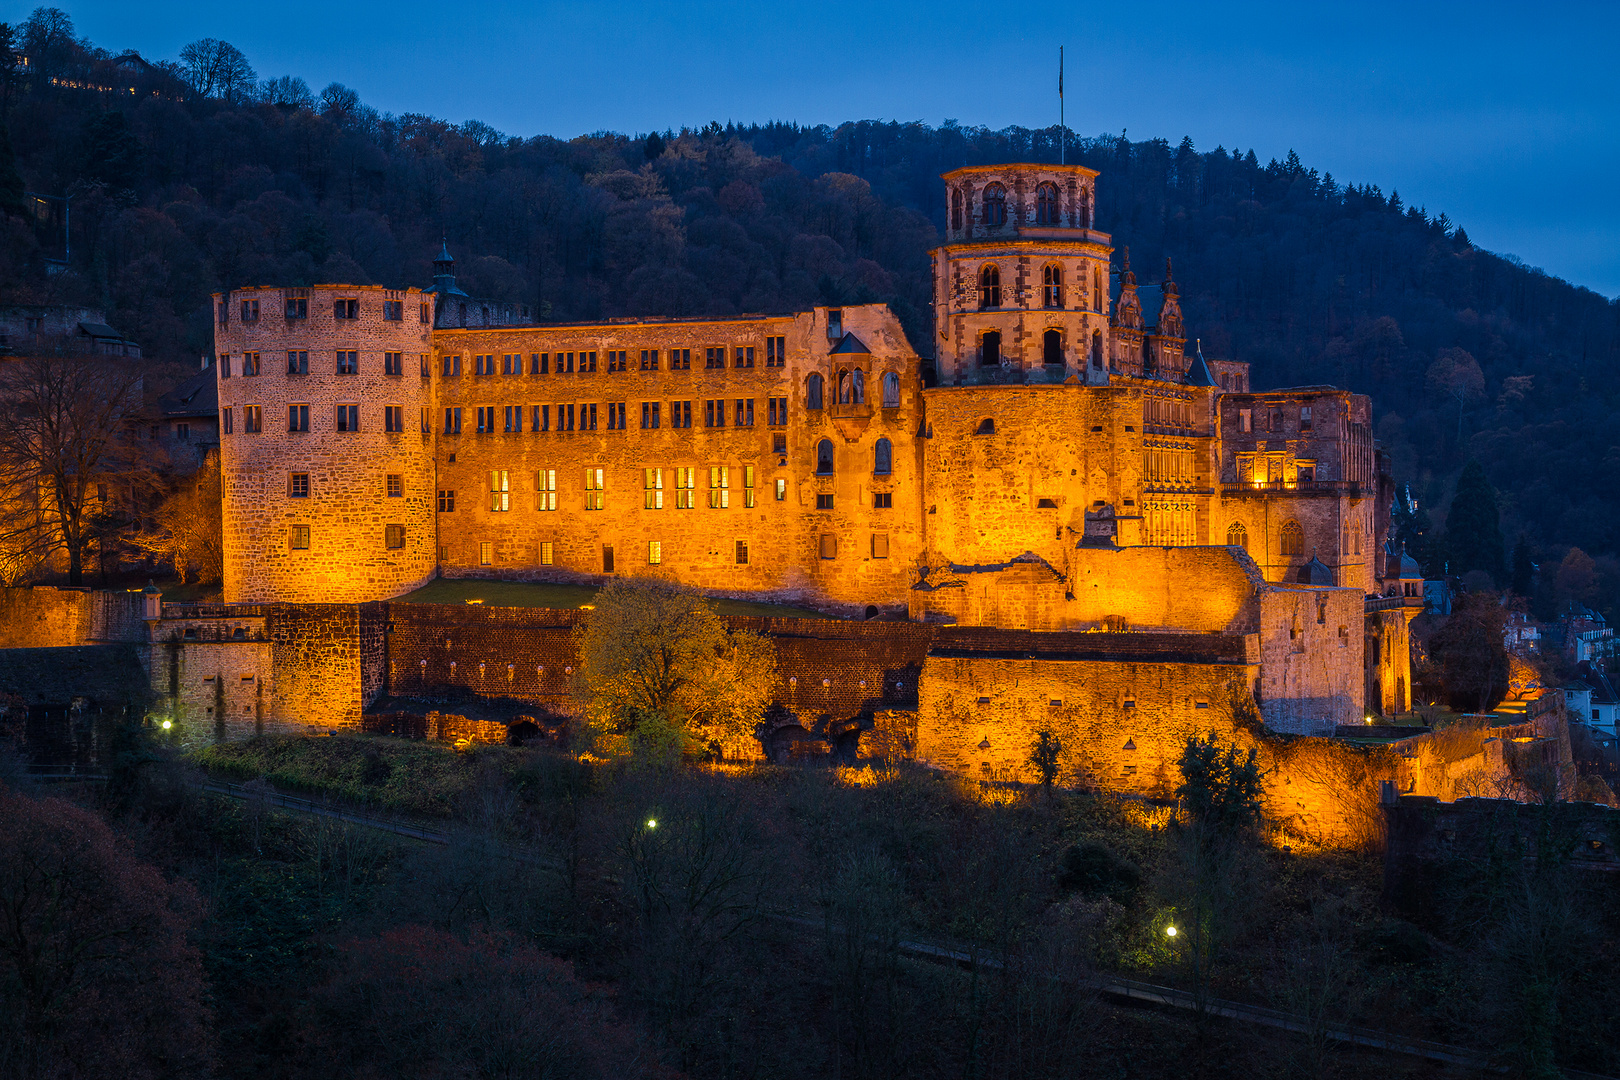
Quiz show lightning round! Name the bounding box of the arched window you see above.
[816,438,835,475]
[1280,520,1304,557]
[1226,522,1248,550]
[950,187,963,231]
[852,368,865,404]
[873,437,892,475]
[1036,182,1060,225]
[1043,329,1063,366]
[983,183,1007,227]
[981,330,1001,367]
[837,369,852,405]
[1042,264,1063,308]
[881,371,900,408]
[1143,337,1156,374]
[807,373,824,409]
[979,264,1001,308]
[1091,330,1104,368]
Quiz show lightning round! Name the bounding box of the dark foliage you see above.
[1444,459,1507,584]
[1056,840,1141,902]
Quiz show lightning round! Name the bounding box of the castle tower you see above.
[932,164,1113,385]
[213,284,437,603]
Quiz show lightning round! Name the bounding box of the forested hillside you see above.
[2,8,1617,605]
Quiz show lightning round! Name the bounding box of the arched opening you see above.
[975,418,996,435]
[980,331,1001,367]
[507,719,541,745]
[873,437,892,474]
[816,438,835,475]
[881,371,900,408]
[1090,330,1104,368]
[864,604,880,620]
[983,183,1007,226]
[1280,520,1304,557]
[1042,264,1063,308]
[1035,182,1059,225]
[807,373,824,409]
[852,369,865,404]
[950,187,963,231]
[1043,329,1063,367]
[837,369,852,405]
[979,264,1001,309]
[1226,522,1248,550]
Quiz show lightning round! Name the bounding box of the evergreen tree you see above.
[643,131,664,161]
[1445,459,1506,584]
[0,122,23,217]
[1511,535,1535,598]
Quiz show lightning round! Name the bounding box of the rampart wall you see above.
[0,586,146,647]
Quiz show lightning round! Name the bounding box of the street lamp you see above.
[1165,925,1178,938]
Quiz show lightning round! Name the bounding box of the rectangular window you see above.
[671,401,692,428]
[709,466,730,508]
[221,407,233,434]
[385,405,404,432]
[241,352,260,376]
[386,474,403,498]
[584,467,604,510]
[648,540,662,565]
[536,469,556,511]
[872,533,890,559]
[670,348,690,370]
[605,401,627,430]
[1269,407,1283,431]
[241,298,260,322]
[735,539,749,565]
[384,351,403,375]
[705,399,725,428]
[775,477,787,501]
[244,406,262,433]
[1297,461,1316,484]
[420,407,431,434]
[580,403,597,431]
[337,350,358,374]
[420,302,431,324]
[442,354,462,377]
[873,492,893,509]
[640,349,659,371]
[287,404,309,432]
[772,433,787,455]
[706,347,725,370]
[580,351,597,373]
[479,541,492,566]
[675,467,695,509]
[289,524,310,550]
[530,353,546,375]
[736,399,754,427]
[533,404,549,432]
[768,397,788,426]
[555,403,575,432]
[489,471,510,512]
[641,401,661,429]
[607,350,627,372]
[289,473,310,498]
[285,294,308,319]
[476,406,494,433]
[474,354,492,376]
[219,354,231,378]
[420,354,431,378]
[437,489,456,512]
[218,302,228,327]
[819,534,837,560]
[558,352,574,374]
[287,350,308,375]
[816,493,835,510]
[766,336,785,367]
[643,467,664,509]
[1300,405,1313,431]
[383,300,403,321]
[334,298,358,319]
[444,407,462,434]
[736,346,754,369]
[336,404,359,432]
[602,545,614,573]
[540,541,553,565]
[501,353,516,375]
[385,524,405,548]
[505,405,522,433]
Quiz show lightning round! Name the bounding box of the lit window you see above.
[648,540,662,565]
[744,466,755,508]
[289,525,310,550]
[385,524,405,549]
[536,470,556,510]
[540,542,553,565]
[735,540,749,565]
[479,542,493,566]
[674,467,695,509]
[708,466,730,508]
[489,471,510,512]
[584,467,604,510]
[289,473,309,498]
[775,478,787,501]
[437,490,455,512]
[644,468,664,510]
[386,474,403,498]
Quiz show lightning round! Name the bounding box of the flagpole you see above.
[1059,46,1065,165]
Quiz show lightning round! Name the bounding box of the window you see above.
[836,368,865,405]
[1043,328,1063,366]
[383,300,403,321]
[221,407,233,434]
[420,302,431,324]
[648,540,662,565]
[1238,408,1252,433]
[219,354,231,378]
[775,477,787,501]
[744,465,755,507]
[670,400,692,428]
[816,493,834,510]
[669,348,690,370]
[442,354,462,376]
[706,347,725,370]
[1226,522,1247,550]
[504,405,522,433]
[285,294,308,319]
[981,330,1002,367]
[950,187,964,231]
[768,396,788,425]
[533,404,549,431]
[1269,407,1284,431]
[874,437,892,475]
[476,406,495,434]
[288,404,309,432]
[243,406,262,433]
[289,473,310,498]
[983,183,1007,226]
[1091,330,1104,368]
[819,534,837,559]
[337,350,358,374]
[873,492,892,509]
[437,489,456,512]
[289,525,310,550]
[607,350,627,372]
[536,469,557,510]
[602,545,614,573]
[489,471,510,511]
[606,401,627,430]
[530,353,547,375]
[735,540,749,565]
[1280,520,1304,557]
[386,474,403,498]
[334,298,358,319]
[1043,264,1063,308]
[474,354,493,376]
[218,303,229,327]
[640,349,658,371]
[540,542,553,565]
[480,542,493,566]
[709,466,730,508]
[287,350,308,375]
[816,439,834,475]
[765,336,785,367]
[1093,269,1104,313]
[644,467,664,509]
[385,406,404,432]
[1297,461,1316,484]
[579,403,599,430]
[772,433,787,455]
[827,309,842,339]
[1035,182,1059,226]
[385,524,405,549]
[444,407,462,434]
[584,467,604,510]
[975,418,995,435]
[705,399,726,428]
[807,374,824,410]
[383,351,402,375]
[872,533,890,559]
[979,264,1001,308]
[241,298,260,322]
[241,352,260,376]
[734,399,754,426]
[580,351,597,373]
[736,346,754,368]
[501,353,516,375]
[1300,405,1313,431]
[675,467,696,509]
[557,352,573,374]
[421,407,432,433]
[881,373,900,408]
[336,404,359,432]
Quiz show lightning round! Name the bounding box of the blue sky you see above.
[29,0,1620,297]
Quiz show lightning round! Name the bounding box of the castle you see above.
[199,162,1420,752]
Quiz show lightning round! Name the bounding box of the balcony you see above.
[1223,479,1364,497]
[1365,594,1424,613]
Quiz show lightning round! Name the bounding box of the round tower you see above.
[213,284,437,603]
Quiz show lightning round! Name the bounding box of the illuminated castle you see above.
[212,162,1420,730]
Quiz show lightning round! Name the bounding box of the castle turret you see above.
[213,283,437,603]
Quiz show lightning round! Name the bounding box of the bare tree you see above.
[177,38,256,103]
[0,355,152,584]
[123,454,222,584]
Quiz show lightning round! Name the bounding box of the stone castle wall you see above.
[215,284,438,603]
[1255,584,1367,734]
[0,587,146,648]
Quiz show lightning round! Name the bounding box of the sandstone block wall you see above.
[266,604,372,728]
[0,587,146,647]
[1256,585,1366,734]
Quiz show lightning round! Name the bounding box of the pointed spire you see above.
[1183,338,1216,388]
[1162,256,1178,297]
[1120,246,1135,286]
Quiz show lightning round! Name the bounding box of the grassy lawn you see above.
[393,576,840,620]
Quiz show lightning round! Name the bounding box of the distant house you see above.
[153,364,220,471]
[1504,609,1541,655]
[0,306,142,357]
[1572,662,1620,760]
[1562,603,1615,667]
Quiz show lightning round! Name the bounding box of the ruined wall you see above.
[1256,585,1366,734]
[431,304,925,613]
[0,587,146,647]
[265,604,369,727]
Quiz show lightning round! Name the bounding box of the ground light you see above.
[1165,925,1177,938]
[646,818,657,829]
[161,719,172,730]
